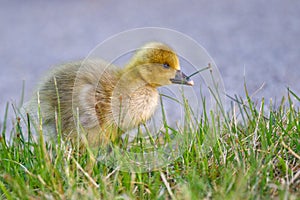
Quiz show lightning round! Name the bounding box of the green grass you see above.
[0,87,300,200]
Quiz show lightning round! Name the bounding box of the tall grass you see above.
[0,87,299,199]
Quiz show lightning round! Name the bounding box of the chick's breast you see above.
[111,86,159,130]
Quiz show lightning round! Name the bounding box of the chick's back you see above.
[27,59,120,140]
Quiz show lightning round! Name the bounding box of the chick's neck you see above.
[118,65,155,93]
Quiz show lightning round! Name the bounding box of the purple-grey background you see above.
[1,0,300,124]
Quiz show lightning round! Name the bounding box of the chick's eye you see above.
[163,63,170,69]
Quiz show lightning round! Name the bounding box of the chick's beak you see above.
[170,70,194,86]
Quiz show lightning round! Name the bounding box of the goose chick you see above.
[26,42,194,147]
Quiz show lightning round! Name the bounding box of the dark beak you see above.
[170,70,194,86]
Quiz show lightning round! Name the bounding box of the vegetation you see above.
[0,86,299,199]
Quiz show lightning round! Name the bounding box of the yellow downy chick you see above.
[26,42,194,147]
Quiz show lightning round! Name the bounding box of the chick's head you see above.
[127,42,193,87]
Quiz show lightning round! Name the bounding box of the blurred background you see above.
[1,0,300,124]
